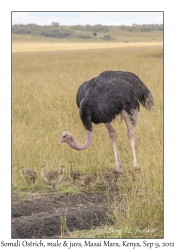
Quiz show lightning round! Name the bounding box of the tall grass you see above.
[12,45,163,238]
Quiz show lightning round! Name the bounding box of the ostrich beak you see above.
[58,139,63,146]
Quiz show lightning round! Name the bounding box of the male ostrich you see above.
[58,71,154,173]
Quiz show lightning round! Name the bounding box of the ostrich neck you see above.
[70,130,93,150]
[42,169,46,178]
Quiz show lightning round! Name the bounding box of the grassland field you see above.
[12,35,163,238]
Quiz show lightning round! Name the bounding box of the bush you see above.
[102,35,112,41]
[77,33,91,39]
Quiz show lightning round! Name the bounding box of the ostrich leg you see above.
[120,109,140,169]
[105,123,124,173]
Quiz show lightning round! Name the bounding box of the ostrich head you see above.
[58,130,93,150]
[40,165,46,171]
[61,165,65,170]
[58,131,73,146]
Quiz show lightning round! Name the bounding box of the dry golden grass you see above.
[12,41,162,53]
[12,44,163,238]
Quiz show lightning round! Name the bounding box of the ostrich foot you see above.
[117,165,124,173]
[134,165,141,171]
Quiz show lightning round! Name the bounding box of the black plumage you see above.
[76,71,154,131]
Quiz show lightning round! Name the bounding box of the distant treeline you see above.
[120,23,163,32]
[12,23,163,40]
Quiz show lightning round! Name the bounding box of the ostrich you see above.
[98,171,116,190]
[21,166,37,186]
[58,71,154,173]
[80,170,98,192]
[41,165,65,190]
[69,161,81,185]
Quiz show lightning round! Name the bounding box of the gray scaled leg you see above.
[120,109,140,169]
[105,123,124,173]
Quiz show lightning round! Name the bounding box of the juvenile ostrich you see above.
[98,171,116,190]
[69,161,81,185]
[41,165,65,190]
[21,166,37,186]
[80,171,98,192]
[58,71,154,173]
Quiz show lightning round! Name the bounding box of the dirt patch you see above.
[12,189,121,238]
